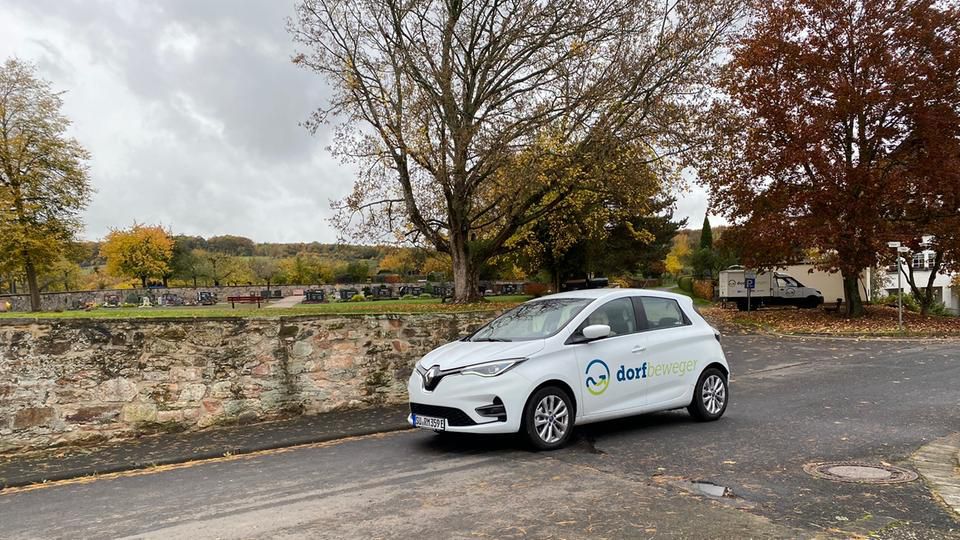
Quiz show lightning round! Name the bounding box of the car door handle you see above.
[631,345,646,353]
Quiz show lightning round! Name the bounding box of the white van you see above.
[719,267,823,310]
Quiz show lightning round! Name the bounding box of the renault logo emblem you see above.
[423,366,441,390]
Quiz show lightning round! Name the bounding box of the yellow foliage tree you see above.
[421,253,452,280]
[0,59,92,310]
[378,249,419,276]
[101,224,174,288]
[664,234,690,276]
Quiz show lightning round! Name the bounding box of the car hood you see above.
[418,339,546,371]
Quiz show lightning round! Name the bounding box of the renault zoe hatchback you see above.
[407,289,729,449]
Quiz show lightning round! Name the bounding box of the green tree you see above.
[37,256,83,292]
[170,238,207,286]
[225,256,254,286]
[700,216,713,250]
[0,59,93,310]
[196,250,235,287]
[340,261,370,284]
[278,252,335,285]
[207,235,255,256]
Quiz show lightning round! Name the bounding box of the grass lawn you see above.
[666,287,713,307]
[0,295,532,320]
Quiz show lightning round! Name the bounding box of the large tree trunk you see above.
[23,253,41,312]
[842,272,863,317]
[450,236,481,303]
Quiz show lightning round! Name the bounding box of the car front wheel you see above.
[522,386,574,451]
[688,368,728,421]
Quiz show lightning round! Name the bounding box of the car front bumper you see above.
[406,368,530,434]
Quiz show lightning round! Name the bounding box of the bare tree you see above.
[250,257,281,291]
[291,0,741,301]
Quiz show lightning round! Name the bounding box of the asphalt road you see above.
[1,335,959,539]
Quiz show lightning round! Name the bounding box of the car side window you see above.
[639,297,690,330]
[577,298,638,337]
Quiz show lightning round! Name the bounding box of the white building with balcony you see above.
[884,250,959,314]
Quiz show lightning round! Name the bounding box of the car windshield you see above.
[469,298,593,342]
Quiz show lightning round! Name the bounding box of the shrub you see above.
[880,292,919,312]
[400,294,417,300]
[418,293,433,299]
[677,276,694,293]
[524,283,550,297]
[692,279,714,301]
[349,293,366,302]
[928,301,952,316]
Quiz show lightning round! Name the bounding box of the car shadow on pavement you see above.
[411,410,700,456]
[414,431,524,455]
[578,409,698,440]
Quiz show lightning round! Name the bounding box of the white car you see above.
[407,288,730,450]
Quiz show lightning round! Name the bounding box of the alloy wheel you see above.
[701,374,726,415]
[534,394,569,444]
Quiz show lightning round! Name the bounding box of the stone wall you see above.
[0,285,314,312]
[0,311,497,452]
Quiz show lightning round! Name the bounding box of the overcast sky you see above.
[1,0,716,243]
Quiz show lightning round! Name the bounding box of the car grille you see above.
[409,403,477,426]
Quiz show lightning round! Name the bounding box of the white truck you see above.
[719,267,824,311]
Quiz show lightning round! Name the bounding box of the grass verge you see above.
[666,287,713,307]
[701,305,960,337]
[0,295,532,320]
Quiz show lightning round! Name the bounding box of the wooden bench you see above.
[823,298,844,313]
[227,295,262,308]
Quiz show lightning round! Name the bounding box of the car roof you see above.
[530,288,693,303]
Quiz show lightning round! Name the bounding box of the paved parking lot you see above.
[1,335,958,539]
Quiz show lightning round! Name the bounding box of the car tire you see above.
[688,368,728,421]
[521,386,574,451]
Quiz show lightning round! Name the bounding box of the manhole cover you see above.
[803,461,918,484]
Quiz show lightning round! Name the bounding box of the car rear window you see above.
[639,297,690,330]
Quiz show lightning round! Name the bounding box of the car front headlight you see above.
[459,358,525,377]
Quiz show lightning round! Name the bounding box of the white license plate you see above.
[413,414,446,431]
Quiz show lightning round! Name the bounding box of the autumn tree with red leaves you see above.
[696,0,960,316]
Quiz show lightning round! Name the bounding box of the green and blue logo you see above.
[585,359,610,396]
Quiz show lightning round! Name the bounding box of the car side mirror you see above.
[582,324,611,341]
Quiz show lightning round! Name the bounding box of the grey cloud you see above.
[2,0,350,242]
[2,0,715,243]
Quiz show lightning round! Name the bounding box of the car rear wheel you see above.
[688,368,728,421]
[522,386,574,451]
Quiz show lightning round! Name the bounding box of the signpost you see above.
[744,270,756,312]
[887,242,907,331]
